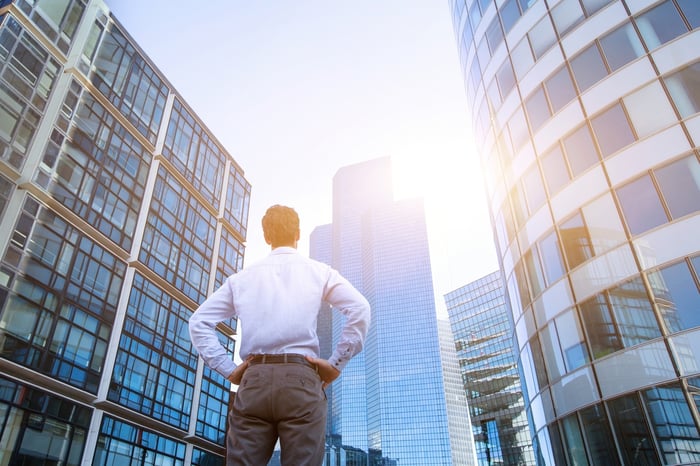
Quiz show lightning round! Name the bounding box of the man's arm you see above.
[323,269,371,374]
[189,280,238,379]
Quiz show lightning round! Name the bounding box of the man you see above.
[189,204,371,465]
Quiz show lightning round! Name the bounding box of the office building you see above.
[445,271,535,465]
[450,0,700,464]
[0,1,250,464]
[438,318,478,466]
[311,157,456,465]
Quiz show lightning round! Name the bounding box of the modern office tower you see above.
[450,0,700,464]
[445,271,536,465]
[438,318,479,466]
[311,157,454,465]
[0,1,250,465]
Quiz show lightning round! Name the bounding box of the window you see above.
[551,0,584,37]
[529,15,557,59]
[525,86,551,132]
[560,211,593,269]
[556,309,589,371]
[486,16,504,53]
[616,174,666,235]
[507,108,529,151]
[678,0,700,28]
[522,163,546,213]
[545,66,577,113]
[648,259,700,333]
[581,193,626,256]
[496,60,516,99]
[590,103,635,157]
[636,0,689,49]
[541,144,570,194]
[570,44,607,92]
[643,384,700,464]
[654,154,700,219]
[607,395,658,466]
[499,0,521,33]
[581,0,614,16]
[599,21,644,72]
[563,125,599,175]
[609,276,661,347]
[511,37,534,79]
[579,404,620,465]
[665,61,700,118]
[580,295,623,359]
[561,414,588,466]
[539,230,566,285]
[623,81,677,137]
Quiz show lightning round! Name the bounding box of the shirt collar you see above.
[270,247,297,255]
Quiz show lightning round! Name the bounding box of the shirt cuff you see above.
[328,347,353,372]
[215,359,237,380]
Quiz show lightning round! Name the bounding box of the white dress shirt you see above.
[189,247,371,378]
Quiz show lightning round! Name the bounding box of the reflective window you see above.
[140,167,216,303]
[556,309,589,371]
[496,60,516,99]
[544,66,577,113]
[499,0,521,33]
[551,0,584,37]
[506,108,529,153]
[635,0,689,50]
[215,226,245,290]
[0,377,91,466]
[580,404,620,465]
[511,37,534,79]
[599,21,644,72]
[642,384,700,464]
[561,211,593,269]
[94,416,185,466]
[192,448,224,466]
[580,295,624,359]
[0,173,12,219]
[109,274,198,430]
[529,15,557,59]
[14,0,86,53]
[524,249,545,299]
[665,60,700,118]
[607,395,659,466]
[91,24,167,144]
[197,366,231,445]
[581,0,614,16]
[616,174,667,235]
[678,0,700,28]
[0,17,60,169]
[163,99,227,210]
[561,414,588,466]
[563,124,599,176]
[654,154,700,219]
[609,276,661,347]
[522,163,546,213]
[581,193,626,255]
[590,103,635,158]
[524,86,550,132]
[538,230,566,285]
[541,144,570,194]
[623,81,678,137]
[486,16,504,53]
[36,88,152,251]
[570,44,607,92]
[648,259,700,333]
[224,166,251,239]
[0,197,125,392]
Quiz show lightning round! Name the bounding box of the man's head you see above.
[262,205,300,248]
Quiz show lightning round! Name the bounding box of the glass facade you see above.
[311,157,462,464]
[0,0,251,464]
[450,0,700,464]
[445,271,536,465]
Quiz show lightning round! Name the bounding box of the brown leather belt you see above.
[249,353,316,370]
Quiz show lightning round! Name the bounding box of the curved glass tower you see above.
[450,1,700,464]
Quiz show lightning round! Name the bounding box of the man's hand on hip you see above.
[306,356,340,389]
[227,358,251,385]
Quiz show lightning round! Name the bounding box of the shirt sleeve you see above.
[324,269,371,372]
[188,279,238,378]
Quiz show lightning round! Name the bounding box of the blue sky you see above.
[106,0,498,315]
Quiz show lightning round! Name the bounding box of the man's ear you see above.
[264,232,272,245]
[295,229,301,241]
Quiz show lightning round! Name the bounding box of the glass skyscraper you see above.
[311,157,458,465]
[450,0,700,464]
[445,271,535,466]
[0,1,250,464]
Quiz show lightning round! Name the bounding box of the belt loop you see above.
[261,354,267,364]
[283,354,289,363]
